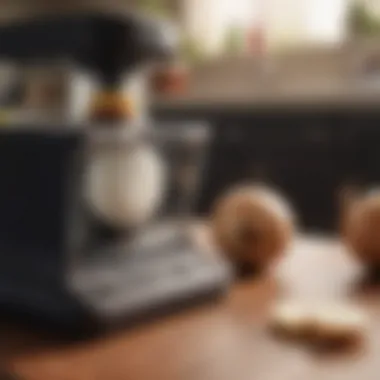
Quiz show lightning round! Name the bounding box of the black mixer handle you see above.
[0,12,177,87]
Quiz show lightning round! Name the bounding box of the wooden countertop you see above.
[2,232,380,380]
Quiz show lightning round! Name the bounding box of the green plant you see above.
[139,0,173,18]
[180,37,204,64]
[348,1,380,36]
[224,26,244,55]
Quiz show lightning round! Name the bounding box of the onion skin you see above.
[342,191,380,267]
[211,185,295,273]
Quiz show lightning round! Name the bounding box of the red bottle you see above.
[248,26,266,57]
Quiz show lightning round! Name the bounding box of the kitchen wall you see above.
[304,0,348,44]
[181,0,350,56]
[182,0,259,56]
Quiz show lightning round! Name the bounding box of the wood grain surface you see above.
[2,231,380,380]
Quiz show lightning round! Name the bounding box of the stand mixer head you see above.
[0,11,177,121]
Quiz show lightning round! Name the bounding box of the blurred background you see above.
[1,0,380,232]
[2,0,380,102]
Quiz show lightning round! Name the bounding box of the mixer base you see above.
[72,223,232,327]
[0,225,231,334]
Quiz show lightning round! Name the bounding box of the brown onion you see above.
[211,184,295,273]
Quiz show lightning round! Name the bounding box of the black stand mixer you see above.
[0,12,231,334]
